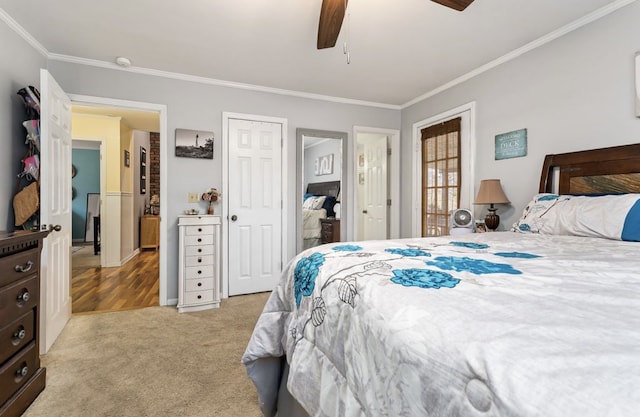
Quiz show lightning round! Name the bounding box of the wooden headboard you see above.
[306,181,340,199]
[539,143,640,195]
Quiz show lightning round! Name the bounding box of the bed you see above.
[302,181,340,249]
[243,144,640,417]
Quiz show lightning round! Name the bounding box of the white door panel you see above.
[40,69,72,354]
[228,118,283,295]
[363,136,388,240]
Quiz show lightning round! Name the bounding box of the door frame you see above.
[222,112,288,299]
[69,94,169,305]
[352,126,400,240]
[411,101,476,237]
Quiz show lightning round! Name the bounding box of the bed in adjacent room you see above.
[302,181,340,249]
[243,144,640,417]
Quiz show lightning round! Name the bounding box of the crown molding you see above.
[0,7,48,57]
[47,53,401,110]
[3,1,636,110]
[401,0,638,109]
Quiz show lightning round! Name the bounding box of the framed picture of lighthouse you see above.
[175,128,214,159]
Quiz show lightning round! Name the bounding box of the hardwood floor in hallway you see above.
[72,247,159,314]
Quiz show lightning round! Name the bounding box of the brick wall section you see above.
[149,132,160,198]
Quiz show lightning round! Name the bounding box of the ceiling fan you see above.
[317,0,475,49]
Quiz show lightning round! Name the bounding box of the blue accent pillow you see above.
[303,193,314,202]
[622,199,640,241]
[322,196,337,218]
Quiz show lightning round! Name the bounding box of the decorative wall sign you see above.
[495,128,527,160]
[124,150,130,167]
[175,128,214,159]
[314,154,334,175]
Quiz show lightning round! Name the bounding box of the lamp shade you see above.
[474,179,510,205]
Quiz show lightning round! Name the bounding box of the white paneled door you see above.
[227,118,283,295]
[363,135,388,241]
[39,69,72,353]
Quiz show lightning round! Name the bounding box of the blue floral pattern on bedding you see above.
[391,268,460,289]
[385,248,431,257]
[494,252,541,259]
[450,241,490,250]
[294,252,325,307]
[427,256,522,275]
[333,244,363,252]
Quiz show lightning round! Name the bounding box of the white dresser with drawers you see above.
[177,215,221,312]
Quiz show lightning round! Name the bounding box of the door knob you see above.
[49,224,62,232]
[231,215,238,221]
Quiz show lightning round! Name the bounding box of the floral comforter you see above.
[242,232,640,417]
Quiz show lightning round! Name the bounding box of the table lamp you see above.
[474,179,510,231]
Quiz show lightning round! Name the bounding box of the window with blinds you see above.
[421,117,461,237]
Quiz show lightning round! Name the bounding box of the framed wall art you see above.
[175,128,214,159]
[140,146,147,194]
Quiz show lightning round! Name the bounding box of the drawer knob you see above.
[15,260,34,273]
[16,364,28,378]
[198,228,202,232]
[198,248,202,253]
[17,290,30,304]
[197,295,202,299]
[14,327,26,340]
[197,282,202,287]
[197,257,202,263]
[197,238,202,242]
[197,270,202,275]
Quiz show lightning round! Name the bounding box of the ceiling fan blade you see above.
[431,0,475,11]
[317,0,348,49]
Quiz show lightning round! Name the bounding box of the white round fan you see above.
[449,208,474,235]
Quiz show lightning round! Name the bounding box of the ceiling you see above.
[0,0,631,107]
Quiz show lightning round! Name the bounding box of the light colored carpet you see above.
[23,292,271,417]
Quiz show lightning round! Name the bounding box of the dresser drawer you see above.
[0,248,39,288]
[185,254,214,267]
[185,245,214,257]
[185,225,215,236]
[0,310,34,363]
[182,290,214,305]
[184,234,214,246]
[185,265,214,279]
[0,276,39,328]
[0,340,38,406]
[184,278,214,292]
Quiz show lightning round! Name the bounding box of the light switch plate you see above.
[188,192,200,203]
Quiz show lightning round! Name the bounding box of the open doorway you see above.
[353,127,401,241]
[70,104,162,314]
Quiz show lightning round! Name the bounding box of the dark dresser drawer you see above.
[0,249,39,289]
[0,310,34,363]
[0,341,38,406]
[0,276,39,329]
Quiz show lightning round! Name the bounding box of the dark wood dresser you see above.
[0,230,48,417]
[320,218,340,244]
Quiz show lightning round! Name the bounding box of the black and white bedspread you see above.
[242,232,640,417]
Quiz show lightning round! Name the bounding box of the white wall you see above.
[0,21,47,230]
[400,1,640,236]
[45,61,400,301]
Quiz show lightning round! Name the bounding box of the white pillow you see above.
[302,195,326,210]
[512,193,640,241]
